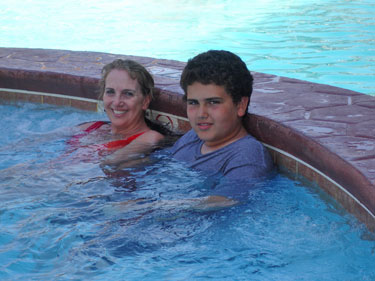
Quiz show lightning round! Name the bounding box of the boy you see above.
[170,50,273,180]
[107,50,274,212]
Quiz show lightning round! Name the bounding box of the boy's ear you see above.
[237,96,249,117]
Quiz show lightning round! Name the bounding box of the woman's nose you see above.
[113,93,123,105]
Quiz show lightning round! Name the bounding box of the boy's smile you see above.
[186,82,249,153]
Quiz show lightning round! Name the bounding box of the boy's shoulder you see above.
[173,129,200,146]
[169,129,201,155]
[181,128,199,140]
[172,130,265,156]
[222,134,272,166]
[222,134,263,153]
[221,135,274,178]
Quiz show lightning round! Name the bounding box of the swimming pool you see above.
[1,102,374,280]
[1,0,374,95]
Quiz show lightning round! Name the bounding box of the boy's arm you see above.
[112,195,238,213]
[193,195,238,211]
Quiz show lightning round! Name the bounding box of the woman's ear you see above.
[237,96,249,117]
[142,95,152,111]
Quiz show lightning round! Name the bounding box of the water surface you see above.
[1,0,374,95]
[0,102,374,280]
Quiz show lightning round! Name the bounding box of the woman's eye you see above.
[105,89,115,95]
[123,91,135,97]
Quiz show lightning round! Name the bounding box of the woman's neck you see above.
[110,120,149,137]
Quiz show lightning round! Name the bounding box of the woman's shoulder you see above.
[139,129,165,145]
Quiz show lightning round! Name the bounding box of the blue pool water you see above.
[1,0,374,96]
[1,102,375,280]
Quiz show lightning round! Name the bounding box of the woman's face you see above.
[103,69,150,132]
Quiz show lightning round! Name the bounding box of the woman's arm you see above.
[101,130,164,168]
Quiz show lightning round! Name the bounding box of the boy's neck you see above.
[201,126,248,154]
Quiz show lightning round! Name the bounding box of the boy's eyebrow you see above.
[186,97,223,101]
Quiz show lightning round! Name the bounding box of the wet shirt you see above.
[169,129,273,180]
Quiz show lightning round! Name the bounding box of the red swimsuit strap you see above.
[67,121,108,147]
[84,121,108,132]
[102,131,146,149]
[68,121,146,151]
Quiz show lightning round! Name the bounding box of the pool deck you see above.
[0,48,374,230]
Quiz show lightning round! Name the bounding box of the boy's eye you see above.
[208,99,221,105]
[187,100,198,105]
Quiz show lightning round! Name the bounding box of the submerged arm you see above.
[113,195,238,213]
[193,195,238,211]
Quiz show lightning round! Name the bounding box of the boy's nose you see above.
[198,105,208,118]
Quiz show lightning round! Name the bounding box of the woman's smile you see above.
[103,69,150,134]
[112,108,128,116]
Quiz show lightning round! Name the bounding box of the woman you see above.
[0,59,164,190]
[71,59,164,167]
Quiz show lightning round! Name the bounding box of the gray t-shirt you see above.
[169,129,273,180]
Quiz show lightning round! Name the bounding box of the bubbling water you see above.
[0,102,374,280]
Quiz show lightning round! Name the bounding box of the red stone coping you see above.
[0,48,374,231]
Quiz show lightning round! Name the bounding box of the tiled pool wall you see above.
[1,48,374,231]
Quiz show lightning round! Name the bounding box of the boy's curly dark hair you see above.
[180,50,253,111]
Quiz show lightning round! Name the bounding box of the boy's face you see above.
[186,82,248,152]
